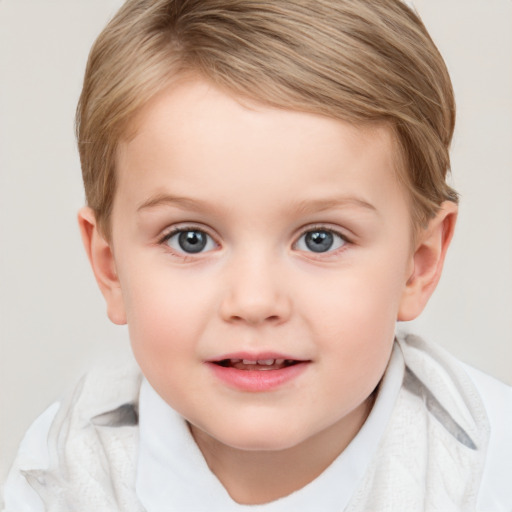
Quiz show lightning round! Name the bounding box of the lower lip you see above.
[207,362,309,392]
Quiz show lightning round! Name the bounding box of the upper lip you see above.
[207,352,310,363]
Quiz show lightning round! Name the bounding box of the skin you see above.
[79,78,457,504]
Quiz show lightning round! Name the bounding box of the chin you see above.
[213,422,310,452]
[230,437,297,452]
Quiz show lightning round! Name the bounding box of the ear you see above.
[78,207,127,325]
[398,201,458,321]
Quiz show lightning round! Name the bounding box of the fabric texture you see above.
[2,334,500,511]
[346,335,490,512]
[17,361,144,512]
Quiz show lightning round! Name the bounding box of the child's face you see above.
[107,79,416,452]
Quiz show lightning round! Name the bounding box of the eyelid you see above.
[158,223,216,242]
[296,224,352,242]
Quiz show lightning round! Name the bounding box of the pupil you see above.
[178,231,207,253]
[305,231,333,253]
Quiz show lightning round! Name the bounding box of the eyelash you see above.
[158,224,351,258]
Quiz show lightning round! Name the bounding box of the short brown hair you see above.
[76,0,458,239]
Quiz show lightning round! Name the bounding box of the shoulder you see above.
[2,355,143,511]
[2,403,59,512]
[460,362,512,512]
[461,361,512,419]
[397,332,512,511]
[461,361,512,415]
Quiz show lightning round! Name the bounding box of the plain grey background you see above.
[1,0,511,482]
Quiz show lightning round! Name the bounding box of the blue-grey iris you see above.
[305,231,334,252]
[178,231,207,253]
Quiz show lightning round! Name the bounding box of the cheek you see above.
[302,257,406,383]
[120,265,216,360]
[123,273,216,405]
[306,260,405,333]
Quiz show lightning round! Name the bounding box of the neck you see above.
[190,393,375,505]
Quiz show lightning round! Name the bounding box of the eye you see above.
[295,228,347,253]
[164,229,216,254]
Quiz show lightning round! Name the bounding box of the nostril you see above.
[227,314,281,325]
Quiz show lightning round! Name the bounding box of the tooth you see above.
[230,359,242,363]
[258,359,275,365]
[242,359,257,365]
[275,359,285,365]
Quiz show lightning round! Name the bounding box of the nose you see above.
[219,254,292,326]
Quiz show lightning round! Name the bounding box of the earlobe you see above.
[77,207,127,325]
[398,201,458,321]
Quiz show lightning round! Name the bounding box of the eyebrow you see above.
[137,194,212,213]
[137,193,378,215]
[294,196,378,215]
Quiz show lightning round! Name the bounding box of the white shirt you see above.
[3,346,512,511]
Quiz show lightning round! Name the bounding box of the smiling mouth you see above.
[213,359,302,371]
[208,356,309,391]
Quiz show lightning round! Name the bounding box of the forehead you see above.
[115,79,408,223]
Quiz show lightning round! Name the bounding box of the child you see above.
[3,0,511,510]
